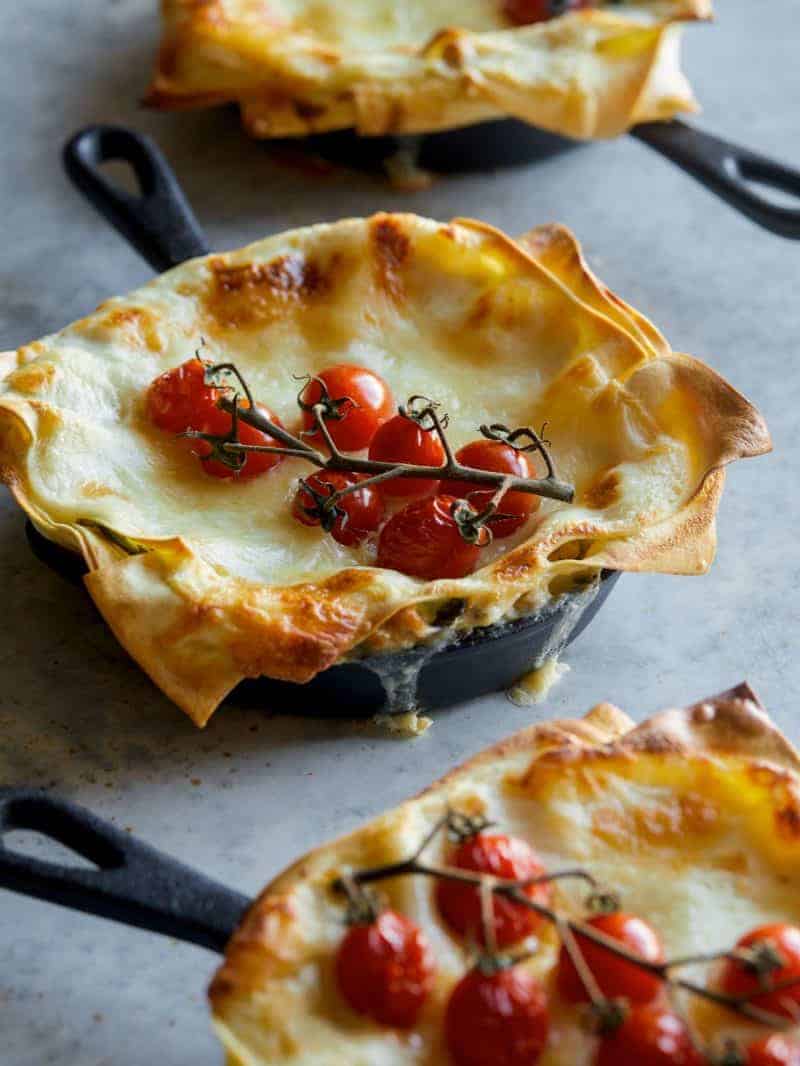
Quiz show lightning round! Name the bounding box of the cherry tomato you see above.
[720,924,800,1019]
[300,365,393,451]
[335,909,436,1029]
[146,358,221,433]
[504,0,591,27]
[189,401,285,480]
[292,471,384,547]
[367,414,446,498]
[747,1035,800,1066]
[556,911,665,1006]
[436,832,551,948]
[440,440,540,538]
[445,964,550,1066]
[593,1003,704,1066]
[376,495,481,580]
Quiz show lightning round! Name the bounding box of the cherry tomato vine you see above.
[148,354,575,575]
[329,809,800,1064]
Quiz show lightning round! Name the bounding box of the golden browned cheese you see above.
[209,686,800,1065]
[146,0,712,140]
[0,217,769,724]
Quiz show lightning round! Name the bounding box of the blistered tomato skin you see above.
[335,910,436,1028]
[146,358,222,434]
[504,0,591,26]
[368,414,446,498]
[593,1004,704,1066]
[376,495,481,580]
[436,832,551,947]
[300,365,393,452]
[445,965,550,1066]
[747,1035,800,1066]
[190,402,286,480]
[292,471,384,547]
[556,911,665,1005]
[441,439,539,538]
[720,924,800,1019]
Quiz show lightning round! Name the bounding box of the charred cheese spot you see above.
[775,804,800,840]
[371,215,411,301]
[76,305,164,352]
[583,466,622,509]
[204,253,329,330]
[4,362,56,394]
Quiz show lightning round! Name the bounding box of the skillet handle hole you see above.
[2,829,100,872]
[97,159,145,200]
[728,158,800,210]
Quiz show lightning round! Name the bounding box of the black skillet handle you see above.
[631,119,800,240]
[0,788,249,954]
[63,125,210,272]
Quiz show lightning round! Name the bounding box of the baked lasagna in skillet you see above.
[210,683,800,1065]
[146,0,712,140]
[0,216,768,724]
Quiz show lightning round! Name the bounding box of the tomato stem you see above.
[207,367,575,505]
[332,807,799,1035]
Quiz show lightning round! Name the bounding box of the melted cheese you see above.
[147,1,712,140]
[209,693,800,1065]
[0,217,769,724]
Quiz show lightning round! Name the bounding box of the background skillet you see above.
[143,0,800,238]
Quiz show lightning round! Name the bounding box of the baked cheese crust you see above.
[209,684,800,1064]
[146,0,712,140]
[0,216,769,724]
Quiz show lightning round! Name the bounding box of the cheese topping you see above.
[147,1,712,140]
[209,690,800,1065]
[0,216,769,724]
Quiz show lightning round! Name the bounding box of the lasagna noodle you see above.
[147,1,712,139]
[209,686,800,1064]
[0,215,769,723]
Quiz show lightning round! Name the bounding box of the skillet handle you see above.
[631,119,800,239]
[63,124,211,272]
[0,788,249,954]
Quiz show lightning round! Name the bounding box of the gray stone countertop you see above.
[1,1,798,1062]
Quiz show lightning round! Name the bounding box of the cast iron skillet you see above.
[28,123,620,717]
[295,119,800,239]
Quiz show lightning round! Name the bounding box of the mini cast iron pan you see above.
[298,118,800,239]
[51,123,621,716]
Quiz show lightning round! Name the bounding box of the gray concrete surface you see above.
[1,2,798,1062]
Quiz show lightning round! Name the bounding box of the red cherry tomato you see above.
[376,495,481,580]
[556,911,665,1006]
[593,1003,704,1066]
[504,0,591,27]
[436,832,551,948]
[440,440,540,538]
[146,358,221,433]
[445,964,550,1066]
[292,471,384,547]
[367,414,446,498]
[747,1035,800,1066]
[335,909,436,1029]
[301,365,393,451]
[720,924,800,1019]
[189,402,285,480]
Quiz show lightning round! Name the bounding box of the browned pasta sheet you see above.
[146,0,712,139]
[0,216,768,724]
[210,684,800,1064]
